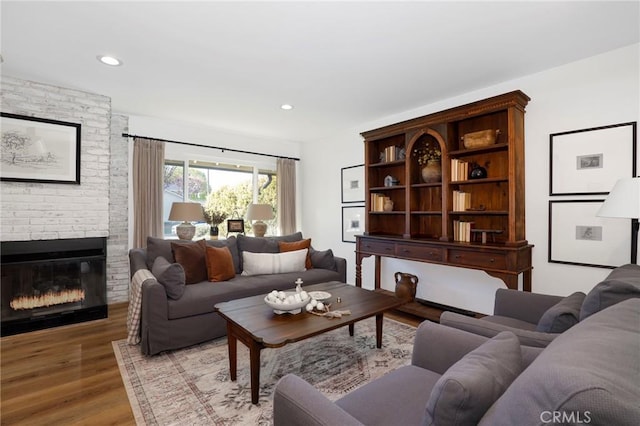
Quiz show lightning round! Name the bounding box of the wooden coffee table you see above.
[214,281,404,404]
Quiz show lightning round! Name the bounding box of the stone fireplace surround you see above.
[0,76,131,327]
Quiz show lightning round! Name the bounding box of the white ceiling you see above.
[1,1,638,144]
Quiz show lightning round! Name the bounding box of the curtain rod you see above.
[121,133,300,161]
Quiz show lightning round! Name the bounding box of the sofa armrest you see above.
[334,256,347,282]
[493,288,563,324]
[129,248,150,278]
[440,311,559,348]
[273,374,363,426]
[411,321,492,374]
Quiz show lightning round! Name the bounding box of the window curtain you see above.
[277,158,296,235]
[133,138,165,248]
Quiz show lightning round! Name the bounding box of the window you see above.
[163,159,277,238]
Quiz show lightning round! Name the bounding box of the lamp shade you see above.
[246,204,273,221]
[596,177,640,219]
[168,202,205,222]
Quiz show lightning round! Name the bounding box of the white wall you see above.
[301,44,640,314]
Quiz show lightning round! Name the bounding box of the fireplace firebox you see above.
[1,237,108,336]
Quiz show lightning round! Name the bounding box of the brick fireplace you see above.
[1,237,108,336]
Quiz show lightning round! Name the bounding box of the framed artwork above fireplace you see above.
[0,112,81,184]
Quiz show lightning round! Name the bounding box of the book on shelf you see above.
[370,193,388,212]
[450,159,469,181]
[452,190,471,211]
[453,220,475,242]
[382,145,403,162]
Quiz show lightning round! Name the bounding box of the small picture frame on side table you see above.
[342,205,365,243]
[548,200,631,268]
[549,122,637,195]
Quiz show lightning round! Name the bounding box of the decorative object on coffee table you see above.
[247,203,273,237]
[169,202,205,240]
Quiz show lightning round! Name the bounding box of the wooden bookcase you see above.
[356,91,533,300]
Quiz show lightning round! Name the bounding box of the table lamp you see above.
[596,177,640,263]
[169,202,205,240]
[246,203,273,237]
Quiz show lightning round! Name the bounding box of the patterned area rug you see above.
[113,317,416,425]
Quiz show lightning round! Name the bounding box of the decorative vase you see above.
[394,272,418,302]
[421,159,442,183]
[383,198,394,212]
[209,225,219,240]
[470,164,487,179]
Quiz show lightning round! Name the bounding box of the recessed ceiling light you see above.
[280,104,294,110]
[97,55,122,66]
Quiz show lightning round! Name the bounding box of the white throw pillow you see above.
[241,249,308,276]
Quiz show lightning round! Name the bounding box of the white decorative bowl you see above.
[264,291,311,314]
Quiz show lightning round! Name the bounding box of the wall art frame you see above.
[549,121,637,195]
[341,164,365,203]
[1,112,82,184]
[548,199,631,268]
[342,205,365,243]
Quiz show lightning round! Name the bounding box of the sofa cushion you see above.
[536,291,585,333]
[336,365,440,426]
[205,245,236,282]
[151,256,186,300]
[171,239,208,284]
[424,331,522,426]
[279,239,312,269]
[580,264,640,320]
[205,236,241,274]
[146,236,175,267]
[480,299,640,426]
[241,249,307,276]
[310,248,337,271]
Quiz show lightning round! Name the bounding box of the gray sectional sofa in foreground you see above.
[129,232,346,355]
[274,298,640,425]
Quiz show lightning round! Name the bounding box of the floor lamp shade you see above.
[246,204,273,237]
[597,177,640,264]
[169,202,205,240]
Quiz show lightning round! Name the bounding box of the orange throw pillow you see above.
[205,245,236,282]
[171,239,208,284]
[279,239,312,269]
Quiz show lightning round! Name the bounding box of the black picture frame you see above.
[1,112,82,184]
[227,219,245,234]
[548,199,632,268]
[549,121,636,196]
[341,164,365,203]
[342,205,365,243]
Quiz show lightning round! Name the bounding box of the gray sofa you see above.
[440,263,640,347]
[129,232,346,355]
[274,298,640,425]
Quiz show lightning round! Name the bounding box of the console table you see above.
[355,235,533,292]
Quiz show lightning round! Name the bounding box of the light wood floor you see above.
[1,303,135,425]
[0,303,421,425]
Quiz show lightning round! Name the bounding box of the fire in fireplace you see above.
[1,237,108,336]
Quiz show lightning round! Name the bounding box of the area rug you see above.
[113,317,416,425]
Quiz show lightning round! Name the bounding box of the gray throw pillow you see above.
[580,264,640,320]
[536,291,586,333]
[152,256,186,300]
[146,236,174,268]
[423,331,522,426]
[310,247,336,270]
